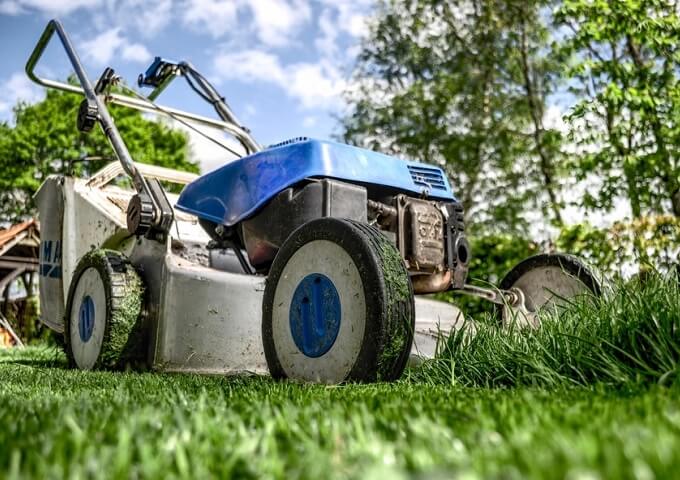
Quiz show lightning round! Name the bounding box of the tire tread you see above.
[64,250,145,370]
[262,217,415,383]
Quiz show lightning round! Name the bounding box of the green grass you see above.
[2,347,680,479]
[417,273,680,388]
[2,274,680,479]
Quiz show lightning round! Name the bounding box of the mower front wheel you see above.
[262,218,415,384]
[64,250,145,370]
[498,253,602,327]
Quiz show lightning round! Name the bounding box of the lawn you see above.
[2,275,680,479]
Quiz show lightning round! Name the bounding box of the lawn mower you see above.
[26,20,601,383]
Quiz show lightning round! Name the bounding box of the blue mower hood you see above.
[175,138,456,227]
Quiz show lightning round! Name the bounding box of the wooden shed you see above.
[0,220,40,346]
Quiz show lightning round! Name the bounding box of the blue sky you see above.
[0,0,373,171]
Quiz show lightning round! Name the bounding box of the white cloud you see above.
[182,0,239,38]
[302,115,317,128]
[246,0,311,47]
[214,50,286,84]
[1,0,172,38]
[243,103,257,118]
[0,0,101,15]
[315,8,338,56]
[345,12,369,38]
[2,0,373,128]
[0,72,44,116]
[120,0,173,37]
[81,28,151,66]
[121,43,152,63]
[304,1,373,112]
[81,28,125,66]
[286,61,346,109]
[182,0,310,46]
[0,1,22,14]
[214,49,346,110]
[315,2,372,59]
[318,0,372,38]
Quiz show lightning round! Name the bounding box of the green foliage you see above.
[555,0,680,218]
[557,215,680,277]
[419,272,680,388]
[0,87,198,223]
[346,0,680,272]
[463,234,541,288]
[343,0,566,233]
[346,0,680,278]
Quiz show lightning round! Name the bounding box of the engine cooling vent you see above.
[407,165,447,192]
[268,137,310,149]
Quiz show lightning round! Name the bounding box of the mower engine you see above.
[237,179,469,294]
[181,137,470,295]
[368,195,469,293]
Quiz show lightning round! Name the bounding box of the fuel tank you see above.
[175,138,457,227]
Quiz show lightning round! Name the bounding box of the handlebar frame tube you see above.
[26,19,154,202]
[26,20,260,157]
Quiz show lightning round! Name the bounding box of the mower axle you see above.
[457,284,522,307]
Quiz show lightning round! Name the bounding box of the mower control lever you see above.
[137,57,181,100]
[136,57,261,154]
[94,67,118,95]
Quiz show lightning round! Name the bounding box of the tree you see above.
[555,0,680,219]
[342,0,565,234]
[557,215,680,278]
[0,87,198,223]
[510,1,565,225]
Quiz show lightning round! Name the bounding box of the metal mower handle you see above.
[25,20,256,152]
[25,19,95,101]
[25,19,179,237]
[25,19,148,195]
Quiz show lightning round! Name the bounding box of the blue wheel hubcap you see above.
[78,295,95,343]
[289,273,341,357]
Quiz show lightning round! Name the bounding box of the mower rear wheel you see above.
[498,253,601,327]
[262,218,415,383]
[64,250,145,370]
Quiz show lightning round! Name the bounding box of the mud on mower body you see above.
[29,20,601,383]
